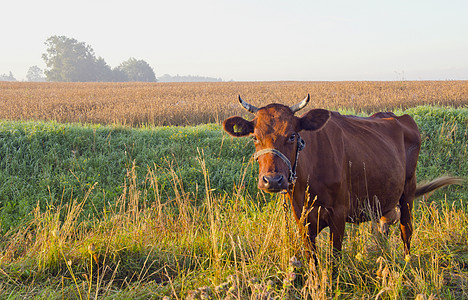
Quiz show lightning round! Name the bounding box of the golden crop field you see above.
[1,80,468,126]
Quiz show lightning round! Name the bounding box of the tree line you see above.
[2,36,157,82]
[2,36,226,82]
[158,74,223,82]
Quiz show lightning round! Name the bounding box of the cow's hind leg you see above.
[399,176,416,258]
[379,205,401,235]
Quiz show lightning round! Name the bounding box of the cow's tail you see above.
[415,176,465,198]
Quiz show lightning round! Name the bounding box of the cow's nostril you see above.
[277,175,284,184]
[263,176,269,184]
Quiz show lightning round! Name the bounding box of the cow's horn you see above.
[290,94,310,114]
[238,95,259,114]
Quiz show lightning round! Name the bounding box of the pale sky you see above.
[2,0,468,81]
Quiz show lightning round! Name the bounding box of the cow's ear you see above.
[299,109,331,131]
[223,116,254,137]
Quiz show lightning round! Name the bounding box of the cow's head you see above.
[223,95,330,193]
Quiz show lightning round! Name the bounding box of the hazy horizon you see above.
[2,0,468,82]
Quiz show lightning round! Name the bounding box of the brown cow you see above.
[223,95,462,261]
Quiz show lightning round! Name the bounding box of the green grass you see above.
[0,106,466,232]
[0,105,466,299]
[0,122,259,232]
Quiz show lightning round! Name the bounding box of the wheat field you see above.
[1,81,468,126]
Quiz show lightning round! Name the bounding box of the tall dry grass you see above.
[0,158,466,299]
[1,81,468,126]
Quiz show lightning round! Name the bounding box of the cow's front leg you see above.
[288,190,320,267]
[328,209,346,258]
[304,205,331,268]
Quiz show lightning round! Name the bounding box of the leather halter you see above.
[253,133,305,185]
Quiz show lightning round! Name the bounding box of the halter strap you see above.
[253,148,292,171]
[253,133,305,185]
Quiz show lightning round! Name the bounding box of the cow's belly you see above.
[345,157,405,223]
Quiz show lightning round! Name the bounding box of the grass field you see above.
[0,82,467,299]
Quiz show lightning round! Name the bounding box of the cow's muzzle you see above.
[259,173,286,193]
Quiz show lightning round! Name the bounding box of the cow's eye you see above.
[252,135,258,143]
[288,133,296,142]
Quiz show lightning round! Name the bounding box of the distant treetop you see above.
[0,71,17,82]
[117,58,156,82]
[158,74,223,82]
[26,66,46,82]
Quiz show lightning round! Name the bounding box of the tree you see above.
[26,66,46,82]
[42,35,111,82]
[0,71,17,81]
[117,58,156,82]
[111,67,129,82]
[94,57,114,82]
